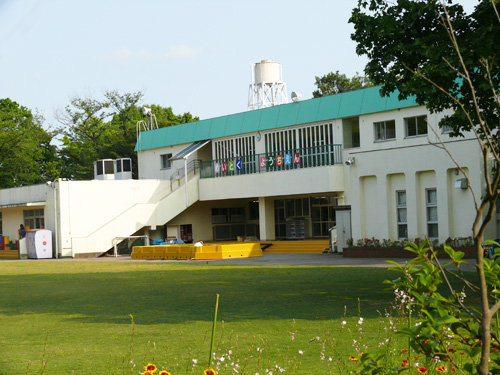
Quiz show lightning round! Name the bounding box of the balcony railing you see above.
[200,144,342,179]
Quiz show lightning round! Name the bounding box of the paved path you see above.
[59,252,477,271]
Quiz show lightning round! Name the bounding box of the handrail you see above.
[200,144,342,179]
[170,159,201,191]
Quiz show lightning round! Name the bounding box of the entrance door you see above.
[336,210,351,254]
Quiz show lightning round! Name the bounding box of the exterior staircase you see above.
[261,240,330,253]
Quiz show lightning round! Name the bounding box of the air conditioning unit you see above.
[115,158,133,180]
[94,159,115,180]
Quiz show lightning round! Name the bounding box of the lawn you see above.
[0,260,469,374]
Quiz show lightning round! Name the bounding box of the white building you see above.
[0,86,492,257]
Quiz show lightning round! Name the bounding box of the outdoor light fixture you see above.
[291,91,302,102]
[345,157,355,166]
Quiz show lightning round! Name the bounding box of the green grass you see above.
[0,261,473,374]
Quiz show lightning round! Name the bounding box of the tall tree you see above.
[350,0,500,138]
[350,1,500,374]
[0,99,60,188]
[58,91,199,180]
[312,71,372,98]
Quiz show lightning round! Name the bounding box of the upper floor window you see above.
[343,117,360,148]
[160,153,172,169]
[374,120,396,141]
[441,124,453,134]
[405,115,427,137]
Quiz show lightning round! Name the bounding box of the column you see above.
[259,197,275,241]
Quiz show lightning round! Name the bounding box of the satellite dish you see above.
[291,92,302,102]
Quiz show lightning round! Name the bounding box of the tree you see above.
[58,91,199,180]
[0,99,60,188]
[350,1,500,374]
[350,0,500,139]
[312,71,372,98]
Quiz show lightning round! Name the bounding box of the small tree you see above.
[350,1,500,374]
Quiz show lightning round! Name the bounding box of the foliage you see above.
[349,0,500,139]
[58,91,199,180]
[0,98,61,188]
[358,241,500,375]
[350,1,500,374]
[312,70,373,98]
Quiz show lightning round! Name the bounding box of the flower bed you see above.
[342,246,477,258]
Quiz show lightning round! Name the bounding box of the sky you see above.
[0,0,480,132]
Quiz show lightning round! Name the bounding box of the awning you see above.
[169,140,210,161]
[0,201,46,209]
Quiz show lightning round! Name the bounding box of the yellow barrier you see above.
[192,243,262,260]
[0,250,20,260]
[131,246,165,259]
[131,242,262,260]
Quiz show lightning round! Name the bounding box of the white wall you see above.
[199,164,344,201]
[344,124,482,243]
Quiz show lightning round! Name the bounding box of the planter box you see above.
[342,246,477,259]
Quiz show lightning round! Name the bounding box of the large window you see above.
[343,117,360,148]
[274,198,310,239]
[396,191,407,240]
[405,115,427,137]
[160,153,172,169]
[426,189,439,239]
[24,209,44,230]
[211,207,245,224]
[311,196,336,237]
[374,120,396,141]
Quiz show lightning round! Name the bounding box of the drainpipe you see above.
[53,180,59,258]
[46,180,60,259]
[184,157,188,207]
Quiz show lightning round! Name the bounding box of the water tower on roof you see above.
[248,59,288,110]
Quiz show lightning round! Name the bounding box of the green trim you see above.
[135,86,418,151]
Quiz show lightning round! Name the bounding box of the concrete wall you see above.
[342,106,482,243]
[138,142,212,180]
[199,165,344,201]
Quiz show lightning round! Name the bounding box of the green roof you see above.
[135,86,418,151]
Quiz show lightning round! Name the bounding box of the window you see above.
[343,117,360,148]
[374,120,396,141]
[441,124,453,134]
[160,153,172,169]
[0,211,2,235]
[426,189,439,239]
[24,209,44,230]
[211,207,245,224]
[396,191,407,240]
[311,196,336,237]
[405,115,428,137]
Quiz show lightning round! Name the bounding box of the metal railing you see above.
[200,144,342,179]
[170,159,201,190]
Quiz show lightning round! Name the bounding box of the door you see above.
[336,210,351,254]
